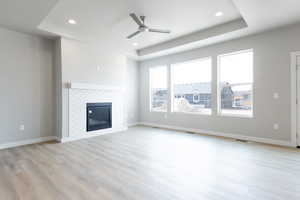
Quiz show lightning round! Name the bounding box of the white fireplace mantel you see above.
[69,82,123,91]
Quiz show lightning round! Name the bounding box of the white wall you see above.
[0,27,54,144]
[57,37,131,138]
[126,58,140,126]
[60,38,127,86]
[139,23,300,144]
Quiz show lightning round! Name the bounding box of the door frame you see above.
[291,51,300,147]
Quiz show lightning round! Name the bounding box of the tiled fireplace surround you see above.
[62,83,127,142]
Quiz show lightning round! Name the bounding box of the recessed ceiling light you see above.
[215,12,223,17]
[133,42,138,46]
[68,19,77,25]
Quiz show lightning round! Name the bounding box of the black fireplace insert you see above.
[86,103,112,132]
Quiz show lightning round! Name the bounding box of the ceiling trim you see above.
[137,18,248,56]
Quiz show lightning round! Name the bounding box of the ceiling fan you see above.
[127,13,171,39]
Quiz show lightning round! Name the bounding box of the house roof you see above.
[174,83,211,94]
[174,82,251,95]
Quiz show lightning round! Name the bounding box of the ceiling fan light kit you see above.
[127,13,171,39]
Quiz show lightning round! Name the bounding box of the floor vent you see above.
[185,131,196,134]
[236,139,248,143]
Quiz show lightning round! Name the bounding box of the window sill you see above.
[171,111,212,116]
[150,110,168,113]
[217,113,254,119]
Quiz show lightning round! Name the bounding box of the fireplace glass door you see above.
[86,103,112,132]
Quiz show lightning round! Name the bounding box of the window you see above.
[193,94,200,103]
[149,66,168,112]
[218,49,253,117]
[171,58,212,114]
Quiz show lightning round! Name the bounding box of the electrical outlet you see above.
[97,66,101,71]
[273,124,279,130]
[19,125,25,131]
[273,93,279,99]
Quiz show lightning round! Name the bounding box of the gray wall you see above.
[0,27,54,144]
[126,58,140,126]
[53,39,62,138]
[139,23,300,142]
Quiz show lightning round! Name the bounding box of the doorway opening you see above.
[291,51,300,147]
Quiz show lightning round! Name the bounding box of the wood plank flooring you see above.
[0,126,300,200]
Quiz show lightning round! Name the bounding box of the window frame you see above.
[170,57,213,115]
[149,65,169,113]
[217,49,254,118]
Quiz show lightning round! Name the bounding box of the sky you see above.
[220,51,253,84]
[172,58,211,84]
[150,50,253,88]
[150,66,168,88]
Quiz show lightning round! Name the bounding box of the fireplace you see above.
[86,103,112,132]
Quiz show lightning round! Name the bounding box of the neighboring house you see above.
[221,83,234,109]
[173,83,212,108]
[232,85,252,109]
[152,88,168,109]
[153,82,251,110]
[221,83,252,110]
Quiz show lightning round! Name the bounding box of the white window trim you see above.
[290,51,300,147]
[149,65,168,113]
[217,49,254,118]
[170,56,213,115]
[171,111,212,116]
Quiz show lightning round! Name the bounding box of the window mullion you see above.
[168,64,172,113]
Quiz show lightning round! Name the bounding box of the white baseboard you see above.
[139,122,296,148]
[58,127,128,143]
[2,124,293,150]
[128,122,140,127]
[0,136,57,150]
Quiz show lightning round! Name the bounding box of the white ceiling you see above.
[138,0,300,59]
[233,0,300,29]
[0,0,58,36]
[1,0,300,59]
[38,0,241,54]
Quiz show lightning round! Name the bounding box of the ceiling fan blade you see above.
[149,28,171,34]
[130,13,143,26]
[127,31,141,39]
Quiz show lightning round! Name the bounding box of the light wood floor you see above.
[1,126,300,200]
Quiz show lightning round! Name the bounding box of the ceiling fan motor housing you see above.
[139,26,149,32]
